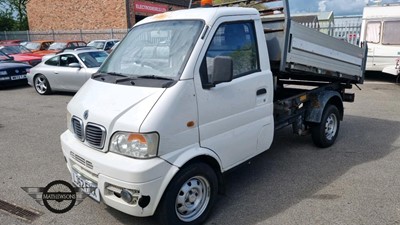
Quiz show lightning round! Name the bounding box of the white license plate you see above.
[11,75,26,80]
[72,170,101,202]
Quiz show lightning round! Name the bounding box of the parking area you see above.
[0,74,400,225]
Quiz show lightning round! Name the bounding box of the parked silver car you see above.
[27,49,108,95]
[87,39,119,53]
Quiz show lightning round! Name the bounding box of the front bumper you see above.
[60,131,178,217]
[0,75,27,87]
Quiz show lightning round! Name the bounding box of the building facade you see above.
[27,0,188,31]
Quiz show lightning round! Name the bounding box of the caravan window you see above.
[382,21,400,45]
[365,21,381,43]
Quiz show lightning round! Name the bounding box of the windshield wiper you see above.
[137,75,173,80]
[115,76,137,84]
[92,72,128,78]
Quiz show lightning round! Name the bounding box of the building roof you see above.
[293,11,334,22]
[292,15,319,24]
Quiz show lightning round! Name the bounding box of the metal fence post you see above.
[80,29,83,41]
[27,30,30,41]
[52,29,55,41]
[111,28,114,39]
[4,31,7,40]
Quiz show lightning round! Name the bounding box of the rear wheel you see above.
[311,104,340,148]
[34,74,51,95]
[156,163,218,225]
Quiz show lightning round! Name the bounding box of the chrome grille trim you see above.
[71,116,84,141]
[85,123,106,149]
[70,151,93,170]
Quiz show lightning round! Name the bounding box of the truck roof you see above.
[135,7,259,26]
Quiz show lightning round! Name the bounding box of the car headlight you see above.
[0,71,7,76]
[110,132,159,159]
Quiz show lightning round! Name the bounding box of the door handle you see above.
[256,88,267,96]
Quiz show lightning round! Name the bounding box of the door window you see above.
[60,54,79,67]
[45,56,60,66]
[201,21,259,85]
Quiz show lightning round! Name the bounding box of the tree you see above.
[0,0,29,30]
[0,11,15,31]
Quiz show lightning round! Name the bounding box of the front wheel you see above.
[34,74,52,95]
[156,163,218,225]
[311,104,340,148]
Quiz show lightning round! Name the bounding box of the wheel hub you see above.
[325,114,337,140]
[175,176,210,222]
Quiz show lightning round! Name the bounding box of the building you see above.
[293,11,334,35]
[27,0,189,31]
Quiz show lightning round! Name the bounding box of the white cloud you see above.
[318,0,327,11]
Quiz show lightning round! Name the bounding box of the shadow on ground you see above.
[365,71,399,83]
[207,115,400,225]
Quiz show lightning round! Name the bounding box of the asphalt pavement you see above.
[0,73,399,225]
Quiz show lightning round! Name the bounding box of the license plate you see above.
[72,170,101,202]
[11,75,26,80]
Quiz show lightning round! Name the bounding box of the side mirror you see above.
[208,56,233,88]
[69,63,81,68]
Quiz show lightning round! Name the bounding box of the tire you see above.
[311,104,340,148]
[34,74,52,95]
[156,163,218,225]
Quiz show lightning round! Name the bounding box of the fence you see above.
[301,15,363,46]
[0,29,129,43]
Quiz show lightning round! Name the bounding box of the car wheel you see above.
[34,74,52,95]
[311,104,340,148]
[156,163,218,225]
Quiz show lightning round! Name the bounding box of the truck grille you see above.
[85,123,106,149]
[71,117,106,149]
[71,117,84,141]
[70,151,93,170]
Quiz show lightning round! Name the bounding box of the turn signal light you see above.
[201,0,213,7]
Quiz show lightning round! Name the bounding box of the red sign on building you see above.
[134,1,168,14]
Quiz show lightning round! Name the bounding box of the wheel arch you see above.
[153,148,224,216]
[305,91,343,123]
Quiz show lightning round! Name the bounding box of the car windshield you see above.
[98,20,204,80]
[78,51,108,68]
[49,42,67,50]
[0,50,12,61]
[25,42,41,51]
[0,45,32,54]
[87,41,105,49]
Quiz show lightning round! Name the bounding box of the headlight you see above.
[0,71,7,75]
[110,132,159,159]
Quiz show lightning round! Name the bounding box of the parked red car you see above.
[0,44,42,66]
[37,40,87,55]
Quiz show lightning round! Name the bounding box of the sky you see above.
[289,0,400,15]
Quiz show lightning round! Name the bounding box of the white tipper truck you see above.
[60,0,367,224]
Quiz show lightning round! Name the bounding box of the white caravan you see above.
[360,4,400,75]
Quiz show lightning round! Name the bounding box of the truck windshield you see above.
[98,20,204,81]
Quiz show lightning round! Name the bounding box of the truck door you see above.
[194,17,274,170]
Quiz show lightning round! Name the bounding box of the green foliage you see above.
[0,11,15,31]
[0,0,29,30]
